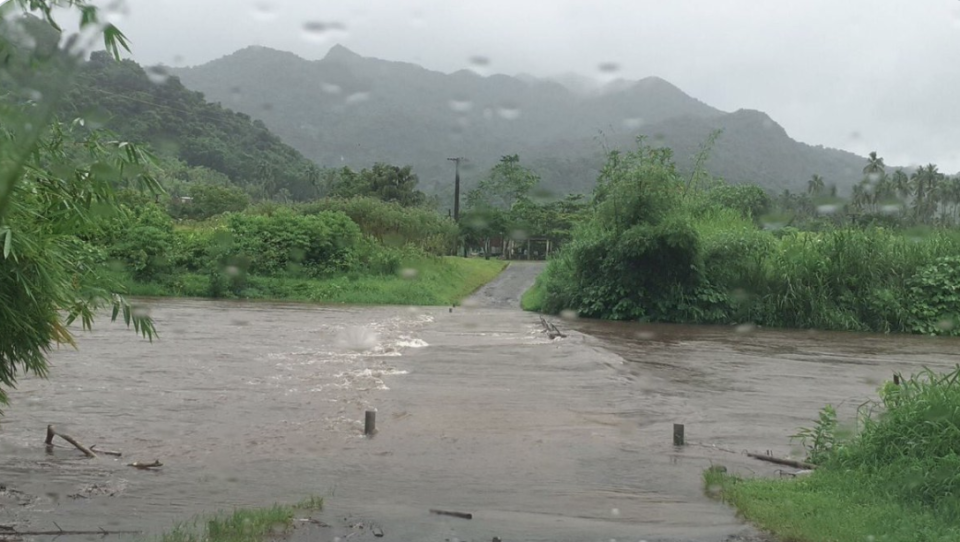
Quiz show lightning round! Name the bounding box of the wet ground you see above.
[2,263,959,541]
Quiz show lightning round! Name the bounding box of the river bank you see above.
[118,256,506,306]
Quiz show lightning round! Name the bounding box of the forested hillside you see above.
[171,44,869,198]
[62,51,321,200]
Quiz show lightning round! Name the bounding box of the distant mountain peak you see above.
[323,44,362,62]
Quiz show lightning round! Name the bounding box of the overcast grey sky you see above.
[103,0,960,171]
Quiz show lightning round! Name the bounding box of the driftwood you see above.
[127,460,163,470]
[429,509,473,520]
[45,425,96,458]
[538,316,566,339]
[0,528,140,537]
[746,452,817,470]
[90,445,122,457]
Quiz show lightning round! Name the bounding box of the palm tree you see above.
[911,164,945,223]
[807,174,825,196]
[891,168,911,200]
[863,151,886,179]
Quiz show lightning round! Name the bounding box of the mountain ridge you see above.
[170,44,869,198]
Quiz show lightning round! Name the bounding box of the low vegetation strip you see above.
[158,496,323,542]
[123,256,506,306]
[705,367,960,542]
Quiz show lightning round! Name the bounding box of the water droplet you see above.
[131,305,151,318]
[400,268,418,279]
[560,309,579,320]
[937,319,954,331]
[762,119,774,130]
[302,21,347,43]
[461,297,481,308]
[735,323,756,333]
[867,172,882,184]
[610,508,620,517]
[497,106,521,120]
[251,1,278,22]
[448,99,473,112]
[26,89,43,102]
[816,204,840,215]
[469,55,490,66]
[345,91,370,104]
[635,330,656,340]
[848,130,862,142]
[321,82,342,95]
[598,62,619,73]
[482,108,494,120]
[509,229,529,241]
[880,203,902,215]
[410,9,426,27]
[172,54,186,65]
[225,266,240,277]
[230,86,242,103]
[145,66,170,85]
[622,117,644,130]
[103,0,128,25]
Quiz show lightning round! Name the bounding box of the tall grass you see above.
[158,496,322,542]
[706,367,960,541]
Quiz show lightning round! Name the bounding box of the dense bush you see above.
[223,209,362,277]
[535,140,960,336]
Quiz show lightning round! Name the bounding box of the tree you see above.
[465,155,540,211]
[325,163,426,207]
[0,1,157,406]
[807,174,825,196]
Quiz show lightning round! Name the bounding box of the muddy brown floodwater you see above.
[2,262,960,542]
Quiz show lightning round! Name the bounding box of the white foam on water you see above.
[396,338,429,348]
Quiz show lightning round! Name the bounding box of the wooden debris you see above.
[127,460,163,470]
[747,452,817,470]
[91,445,122,457]
[539,316,567,339]
[0,527,140,537]
[45,425,96,458]
[429,509,473,520]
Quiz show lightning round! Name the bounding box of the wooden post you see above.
[893,374,901,385]
[365,410,376,436]
[673,423,685,446]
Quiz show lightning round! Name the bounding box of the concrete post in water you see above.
[893,374,901,386]
[365,410,376,436]
[673,423,685,446]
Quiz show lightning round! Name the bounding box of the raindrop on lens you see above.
[597,62,619,73]
[145,66,170,85]
[321,83,342,95]
[497,106,521,120]
[560,309,579,320]
[400,268,418,279]
[345,92,370,104]
[448,99,473,113]
[251,1,278,21]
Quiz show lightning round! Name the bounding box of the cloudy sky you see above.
[94,0,960,171]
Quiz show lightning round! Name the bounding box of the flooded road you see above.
[3,263,960,541]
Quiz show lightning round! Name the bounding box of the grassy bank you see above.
[159,496,323,542]
[124,256,506,306]
[705,368,960,542]
[520,276,546,311]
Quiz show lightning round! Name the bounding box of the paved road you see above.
[465,261,546,309]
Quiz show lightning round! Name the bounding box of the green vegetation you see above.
[530,138,960,336]
[158,496,323,542]
[0,2,157,406]
[706,368,960,541]
[123,255,505,306]
[520,277,545,312]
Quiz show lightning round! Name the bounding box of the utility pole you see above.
[447,157,464,222]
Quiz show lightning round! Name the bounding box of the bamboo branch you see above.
[90,445,122,457]
[127,460,162,470]
[429,509,472,520]
[746,452,816,470]
[45,425,96,458]
[1,527,140,536]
